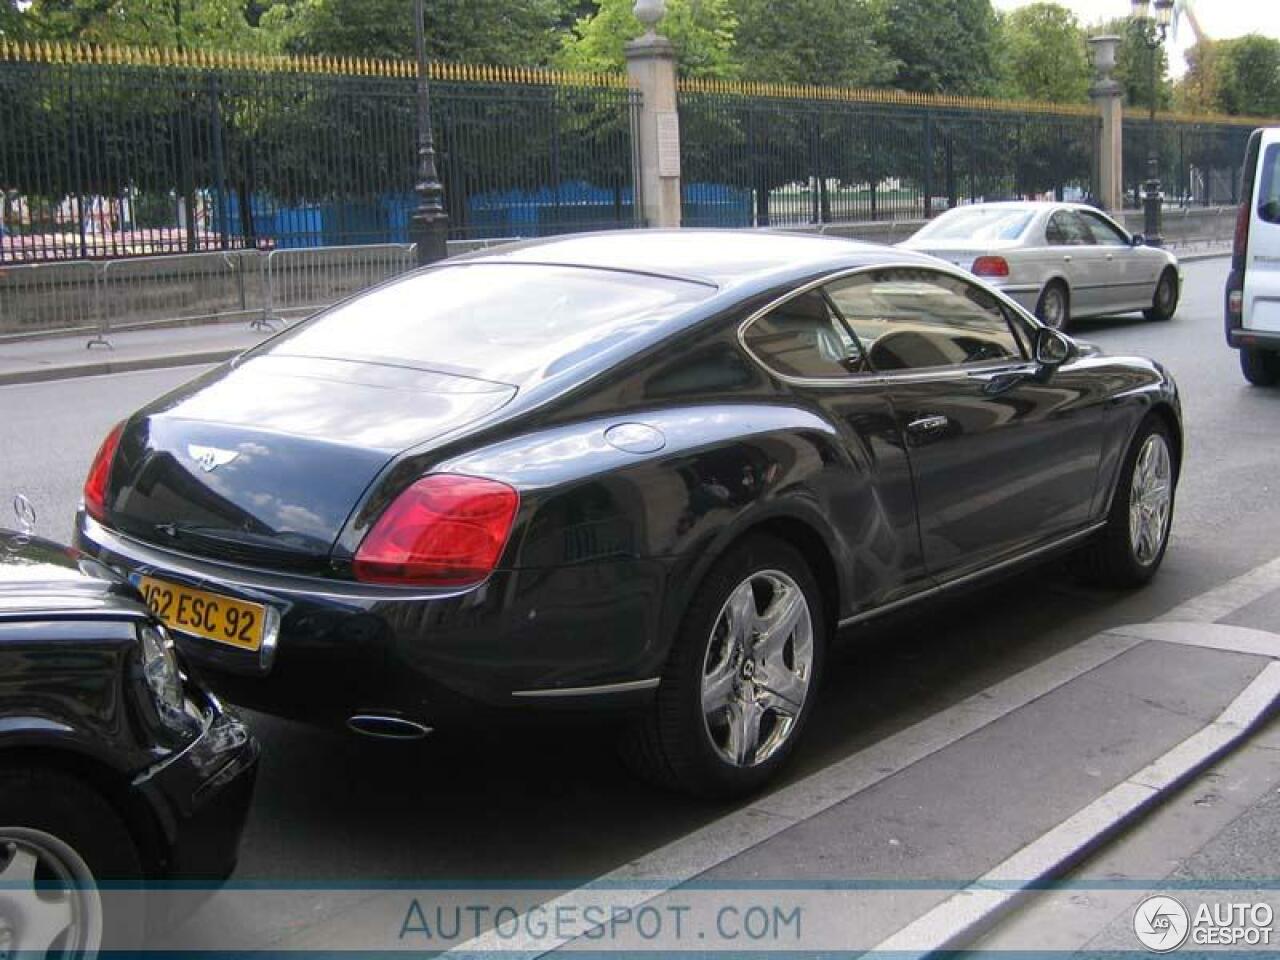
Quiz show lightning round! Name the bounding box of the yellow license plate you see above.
[137,576,266,652]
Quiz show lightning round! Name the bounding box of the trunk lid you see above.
[106,355,515,571]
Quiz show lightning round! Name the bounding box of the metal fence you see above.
[1122,116,1255,208]
[679,84,1100,228]
[0,45,641,263]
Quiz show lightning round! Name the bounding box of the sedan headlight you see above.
[138,622,185,716]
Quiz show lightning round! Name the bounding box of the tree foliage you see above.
[555,0,738,79]
[21,0,275,50]
[997,2,1088,104]
[729,0,896,87]
[263,0,566,65]
[1213,35,1280,117]
[873,0,1001,96]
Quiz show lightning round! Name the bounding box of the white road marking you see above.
[1156,555,1280,624]
[439,632,1144,958]
[1112,620,1280,659]
[870,660,1280,959]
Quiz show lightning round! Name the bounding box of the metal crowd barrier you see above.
[0,260,101,342]
[260,243,417,330]
[0,237,507,347]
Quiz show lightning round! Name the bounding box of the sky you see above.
[990,0,1280,75]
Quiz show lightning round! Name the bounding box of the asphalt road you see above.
[3,256,1277,931]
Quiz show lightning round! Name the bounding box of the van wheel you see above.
[619,535,826,799]
[1036,281,1070,331]
[1240,347,1280,387]
[1144,269,1178,321]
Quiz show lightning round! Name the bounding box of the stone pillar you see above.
[625,8,681,229]
[1089,36,1124,214]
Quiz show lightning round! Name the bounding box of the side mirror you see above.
[1035,327,1072,376]
[1130,233,1146,247]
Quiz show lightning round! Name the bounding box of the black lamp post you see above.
[1130,0,1174,246]
[411,0,449,265]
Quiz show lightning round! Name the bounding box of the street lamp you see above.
[1130,0,1174,245]
[411,0,449,265]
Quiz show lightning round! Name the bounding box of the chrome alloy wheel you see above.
[1129,433,1173,566]
[700,570,815,768]
[1155,273,1176,312]
[0,829,102,958]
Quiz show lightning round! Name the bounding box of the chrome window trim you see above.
[736,261,1043,389]
[511,677,661,699]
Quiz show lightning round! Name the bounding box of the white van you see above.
[1227,127,1280,385]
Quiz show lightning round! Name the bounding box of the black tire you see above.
[1074,416,1177,588]
[1240,347,1280,387]
[0,767,145,953]
[1144,268,1179,322]
[1036,281,1071,331]
[619,535,827,799]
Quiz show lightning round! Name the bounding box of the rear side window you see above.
[825,268,1024,372]
[1259,144,1280,225]
[742,290,866,378]
[271,264,714,384]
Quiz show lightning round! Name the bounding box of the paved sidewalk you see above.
[0,320,275,386]
[0,247,1231,388]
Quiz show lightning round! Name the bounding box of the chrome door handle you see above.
[907,415,950,436]
[1063,255,1073,262]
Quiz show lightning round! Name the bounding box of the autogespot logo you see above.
[1134,895,1190,953]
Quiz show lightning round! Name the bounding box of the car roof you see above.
[457,229,934,289]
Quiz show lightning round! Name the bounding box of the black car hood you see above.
[0,530,143,617]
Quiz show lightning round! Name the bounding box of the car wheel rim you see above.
[701,570,815,769]
[1157,276,1175,311]
[0,828,102,959]
[1128,433,1173,567]
[1042,289,1065,328]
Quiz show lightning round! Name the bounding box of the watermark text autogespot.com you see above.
[399,898,803,947]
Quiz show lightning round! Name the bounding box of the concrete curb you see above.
[869,627,1280,959]
[0,348,239,387]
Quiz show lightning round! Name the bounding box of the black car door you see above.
[823,266,1107,582]
[739,287,928,611]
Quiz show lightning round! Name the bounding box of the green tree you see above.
[873,0,1001,96]
[556,0,739,79]
[23,0,276,50]
[997,2,1088,104]
[729,0,896,87]
[1214,34,1280,117]
[1095,16,1171,112]
[1176,39,1220,114]
[263,0,565,64]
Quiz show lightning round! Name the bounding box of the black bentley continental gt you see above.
[76,230,1181,797]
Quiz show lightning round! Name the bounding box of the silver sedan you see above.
[899,201,1181,330]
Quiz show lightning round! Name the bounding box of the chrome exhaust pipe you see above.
[346,714,433,740]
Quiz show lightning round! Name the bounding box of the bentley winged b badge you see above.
[188,444,240,473]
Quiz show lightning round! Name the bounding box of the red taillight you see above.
[972,256,1010,278]
[1234,201,1251,260]
[83,422,124,522]
[353,475,519,587]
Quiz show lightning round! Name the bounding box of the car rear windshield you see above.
[267,263,715,385]
[914,208,1034,242]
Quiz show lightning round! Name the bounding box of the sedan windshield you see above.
[269,263,715,386]
[914,207,1034,242]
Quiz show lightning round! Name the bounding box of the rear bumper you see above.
[77,514,670,731]
[1227,328,1280,351]
[990,282,1040,313]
